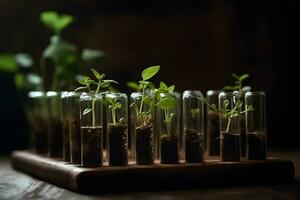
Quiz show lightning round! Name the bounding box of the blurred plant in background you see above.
[0,10,106,93]
[40,11,106,91]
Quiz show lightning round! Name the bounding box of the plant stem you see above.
[92,80,101,127]
[165,109,170,135]
[138,88,145,125]
[226,117,231,133]
[112,109,116,124]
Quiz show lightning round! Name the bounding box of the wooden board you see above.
[11,150,295,194]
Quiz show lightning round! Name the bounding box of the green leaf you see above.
[86,79,97,85]
[200,96,208,104]
[143,96,153,106]
[91,68,101,80]
[157,96,176,110]
[159,81,167,90]
[191,108,200,118]
[40,11,58,31]
[40,11,74,34]
[103,80,118,84]
[236,100,243,108]
[42,35,77,64]
[127,81,139,90]
[105,96,115,105]
[239,74,249,81]
[0,54,17,73]
[15,53,33,68]
[108,86,119,93]
[223,99,229,109]
[83,108,92,115]
[232,73,240,80]
[82,49,106,62]
[211,104,217,111]
[223,85,235,91]
[231,113,239,118]
[168,85,175,93]
[142,65,160,80]
[78,79,88,85]
[115,102,122,109]
[100,82,110,88]
[241,86,251,92]
[74,86,87,91]
[14,73,25,89]
[55,15,74,33]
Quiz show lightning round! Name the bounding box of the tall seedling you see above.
[75,68,118,127]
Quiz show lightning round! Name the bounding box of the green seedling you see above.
[129,65,160,126]
[75,68,118,127]
[201,97,254,134]
[106,96,124,125]
[156,82,176,135]
[223,73,251,92]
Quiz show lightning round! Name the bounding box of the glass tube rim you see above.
[105,92,127,99]
[80,92,103,101]
[206,90,222,96]
[183,90,203,98]
[28,91,45,98]
[245,91,266,97]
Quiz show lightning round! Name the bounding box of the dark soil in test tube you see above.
[207,111,220,156]
[221,132,240,161]
[70,118,81,164]
[185,129,204,163]
[63,118,70,162]
[136,124,154,165]
[81,126,103,167]
[108,123,128,166]
[33,116,48,154]
[160,134,179,164]
[240,114,246,157]
[48,118,63,158]
[247,132,267,160]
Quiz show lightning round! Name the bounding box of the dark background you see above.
[0,0,296,154]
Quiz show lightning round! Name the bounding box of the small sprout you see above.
[201,97,254,134]
[223,73,251,93]
[76,68,118,127]
[128,65,160,126]
[106,96,123,125]
[127,81,140,91]
[40,11,74,35]
[156,82,177,135]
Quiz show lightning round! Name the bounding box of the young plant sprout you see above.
[202,95,254,161]
[106,93,128,166]
[201,97,254,134]
[156,81,179,164]
[223,73,251,92]
[223,73,251,157]
[75,68,118,127]
[156,82,176,135]
[128,65,159,165]
[130,65,160,126]
[106,97,123,125]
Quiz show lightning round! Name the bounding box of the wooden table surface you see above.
[1,150,300,200]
